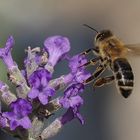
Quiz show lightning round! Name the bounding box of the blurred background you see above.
[0,0,140,140]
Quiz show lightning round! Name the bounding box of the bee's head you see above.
[83,24,113,44]
[95,30,113,42]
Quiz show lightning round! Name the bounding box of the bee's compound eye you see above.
[96,33,103,41]
[96,30,113,41]
[95,36,98,42]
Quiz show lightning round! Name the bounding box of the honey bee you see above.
[82,24,140,98]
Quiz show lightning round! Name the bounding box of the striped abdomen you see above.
[112,58,134,98]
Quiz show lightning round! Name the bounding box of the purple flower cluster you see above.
[60,83,85,125]
[28,69,55,105]
[0,35,91,139]
[3,99,32,130]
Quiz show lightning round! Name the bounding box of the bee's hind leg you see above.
[93,75,115,88]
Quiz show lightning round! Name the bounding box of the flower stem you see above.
[8,66,30,98]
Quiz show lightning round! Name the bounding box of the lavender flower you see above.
[60,107,84,125]
[59,54,91,88]
[44,36,70,70]
[28,69,55,105]
[62,83,84,97]
[0,36,15,69]
[68,54,91,83]
[68,54,87,73]
[0,36,30,98]
[59,83,84,125]
[3,98,32,130]
[0,35,92,140]
[28,69,51,87]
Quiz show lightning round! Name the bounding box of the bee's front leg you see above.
[81,48,99,55]
[80,57,100,67]
[93,75,115,88]
[84,64,107,84]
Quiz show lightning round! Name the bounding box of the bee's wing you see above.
[125,44,140,56]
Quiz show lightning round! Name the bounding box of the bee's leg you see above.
[92,48,99,55]
[81,48,99,55]
[80,57,100,67]
[84,64,107,84]
[81,48,93,55]
[93,75,115,88]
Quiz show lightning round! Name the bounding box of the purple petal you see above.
[29,69,51,88]
[38,87,55,105]
[67,54,91,84]
[28,73,41,88]
[64,83,84,97]
[10,99,32,116]
[44,36,70,67]
[28,88,39,99]
[60,108,75,125]
[40,76,48,87]
[63,73,74,85]
[3,112,16,120]
[5,36,15,50]
[59,97,70,108]
[43,87,55,96]
[69,96,83,107]
[60,95,83,109]
[60,107,84,125]
[68,54,87,73]
[10,119,19,130]
[0,36,15,69]
[75,112,85,125]
[38,92,49,105]
[19,116,32,129]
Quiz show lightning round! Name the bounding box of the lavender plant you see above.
[0,35,91,140]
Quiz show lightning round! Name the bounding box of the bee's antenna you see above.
[83,24,99,33]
